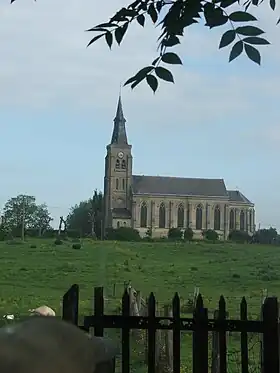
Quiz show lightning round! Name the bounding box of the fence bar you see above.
[173,293,181,373]
[240,297,249,373]
[122,289,130,373]
[262,297,279,373]
[147,293,156,373]
[218,296,227,373]
[62,283,79,325]
[193,295,208,373]
[94,287,104,337]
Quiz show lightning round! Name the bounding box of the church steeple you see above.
[110,95,128,145]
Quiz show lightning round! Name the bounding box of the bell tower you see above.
[103,95,133,231]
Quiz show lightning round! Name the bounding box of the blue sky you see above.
[0,0,279,229]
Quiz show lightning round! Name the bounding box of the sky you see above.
[0,0,279,229]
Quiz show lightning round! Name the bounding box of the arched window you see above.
[116,178,119,190]
[177,204,184,228]
[123,222,126,227]
[122,179,125,190]
[159,203,166,228]
[140,202,148,228]
[249,210,253,232]
[121,160,126,169]
[196,205,203,230]
[240,210,245,231]
[116,159,120,169]
[117,221,120,228]
[214,205,221,231]
[229,209,235,230]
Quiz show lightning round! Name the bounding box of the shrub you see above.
[168,227,182,240]
[184,227,194,241]
[106,227,140,241]
[54,238,63,245]
[72,243,81,250]
[203,229,219,242]
[228,230,250,243]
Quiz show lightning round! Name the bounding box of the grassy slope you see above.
[0,239,277,371]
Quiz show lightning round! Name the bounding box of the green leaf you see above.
[244,43,261,65]
[204,4,228,28]
[123,76,138,86]
[148,3,158,23]
[270,0,276,10]
[161,52,182,65]
[124,66,154,87]
[229,40,244,62]
[156,1,163,12]
[94,23,117,28]
[242,36,270,45]
[131,80,142,89]
[87,33,105,47]
[152,57,160,66]
[235,26,264,36]
[155,67,174,83]
[229,11,257,22]
[220,0,238,8]
[162,35,180,47]
[115,23,128,45]
[146,75,158,93]
[105,32,113,49]
[137,14,145,27]
[219,30,236,49]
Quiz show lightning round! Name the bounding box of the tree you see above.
[86,0,278,92]
[30,203,53,236]
[252,227,278,244]
[2,195,52,238]
[66,190,103,239]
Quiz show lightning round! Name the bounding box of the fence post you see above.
[172,293,181,373]
[193,294,208,373]
[62,284,79,325]
[211,310,219,373]
[262,297,279,373]
[93,287,104,337]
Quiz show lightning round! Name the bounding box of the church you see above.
[103,96,256,239]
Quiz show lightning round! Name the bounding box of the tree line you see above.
[0,191,103,240]
[0,191,279,244]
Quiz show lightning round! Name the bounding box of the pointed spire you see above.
[111,93,128,145]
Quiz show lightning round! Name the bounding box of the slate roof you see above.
[227,190,252,204]
[132,175,228,197]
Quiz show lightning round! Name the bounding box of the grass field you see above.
[0,239,278,372]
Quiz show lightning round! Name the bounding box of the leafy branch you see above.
[86,0,279,92]
[10,0,279,92]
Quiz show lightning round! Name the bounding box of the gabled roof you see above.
[132,175,228,197]
[227,190,253,204]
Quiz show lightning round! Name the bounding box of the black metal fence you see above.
[62,284,279,373]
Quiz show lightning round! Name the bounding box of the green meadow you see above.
[0,239,277,372]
